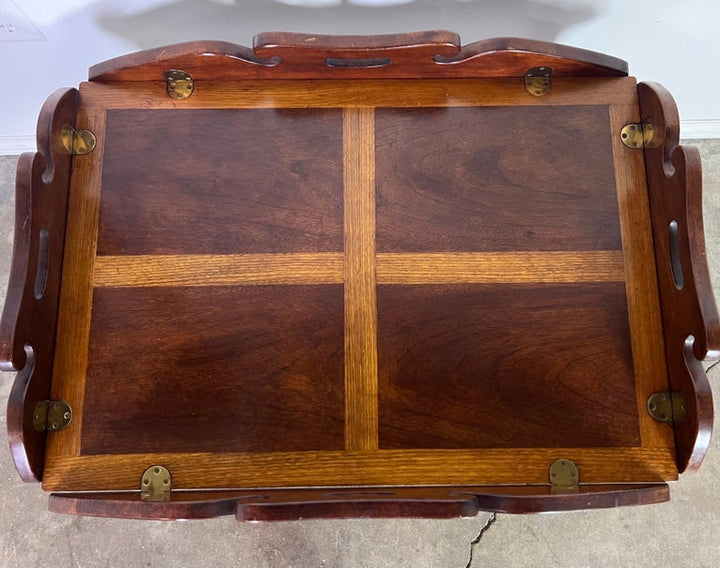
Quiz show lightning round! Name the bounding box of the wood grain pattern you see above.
[3,89,78,481]
[88,35,626,82]
[46,109,106,459]
[343,108,378,451]
[377,283,639,449]
[41,447,677,492]
[375,106,621,252]
[638,82,720,472]
[93,253,344,287]
[609,104,675,450]
[76,77,639,111]
[91,251,623,287]
[26,37,697,517]
[97,108,343,256]
[81,285,345,455]
[376,251,625,283]
[48,484,668,520]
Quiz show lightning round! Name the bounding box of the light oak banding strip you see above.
[610,104,674,449]
[343,107,379,451]
[42,447,677,492]
[376,251,625,284]
[93,253,344,287]
[47,109,107,458]
[91,251,625,287]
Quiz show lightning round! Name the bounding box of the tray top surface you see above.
[42,76,677,492]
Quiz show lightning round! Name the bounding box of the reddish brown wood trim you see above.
[433,36,627,76]
[48,483,667,520]
[638,81,720,472]
[2,88,78,482]
[469,483,669,514]
[89,33,627,82]
[49,491,240,520]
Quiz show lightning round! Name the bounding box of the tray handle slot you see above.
[1,88,78,482]
[88,33,628,82]
[638,81,720,473]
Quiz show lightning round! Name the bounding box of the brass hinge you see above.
[61,124,96,155]
[524,66,553,96]
[141,466,172,501]
[32,400,72,432]
[647,391,686,423]
[621,120,659,149]
[549,459,579,494]
[164,70,194,100]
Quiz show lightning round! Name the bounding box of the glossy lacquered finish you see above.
[1,88,77,482]
[89,32,629,81]
[2,31,717,521]
[639,82,720,472]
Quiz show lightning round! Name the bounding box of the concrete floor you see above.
[0,142,719,568]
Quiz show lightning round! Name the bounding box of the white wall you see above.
[1,0,718,154]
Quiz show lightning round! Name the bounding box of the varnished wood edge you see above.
[89,33,627,82]
[254,30,460,57]
[639,82,720,360]
[49,491,238,520]
[0,153,33,371]
[432,36,627,75]
[7,345,38,481]
[469,484,669,514]
[0,89,76,369]
[48,484,668,520]
[639,81,718,473]
[678,337,714,472]
[1,88,78,482]
[684,145,720,358]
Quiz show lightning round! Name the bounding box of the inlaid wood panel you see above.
[37,72,681,503]
[42,447,677,492]
[375,251,624,284]
[376,106,620,252]
[81,285,345,455]
[377,283,639,449]
[343,108,378,450]
[98,109,343,255]
[93,253,344,287]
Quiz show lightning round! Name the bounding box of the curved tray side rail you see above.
[48,484,669,521]
[89,32,628,82]
[1,88,78,481]
[638,81,720,473]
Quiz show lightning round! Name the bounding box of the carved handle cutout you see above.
[325,57,391,68]
[668,220,684,290]
[639,81,719,472]
[33,228,49,300]
[89,35,629,82]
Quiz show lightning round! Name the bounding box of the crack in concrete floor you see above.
[464,512,496,568]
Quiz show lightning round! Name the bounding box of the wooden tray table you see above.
[2,31,718,520]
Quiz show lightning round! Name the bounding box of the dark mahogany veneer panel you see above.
[376,106,620,252]
[377,283,639,449]
[98,109,343,255]
[81,285,345,454]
